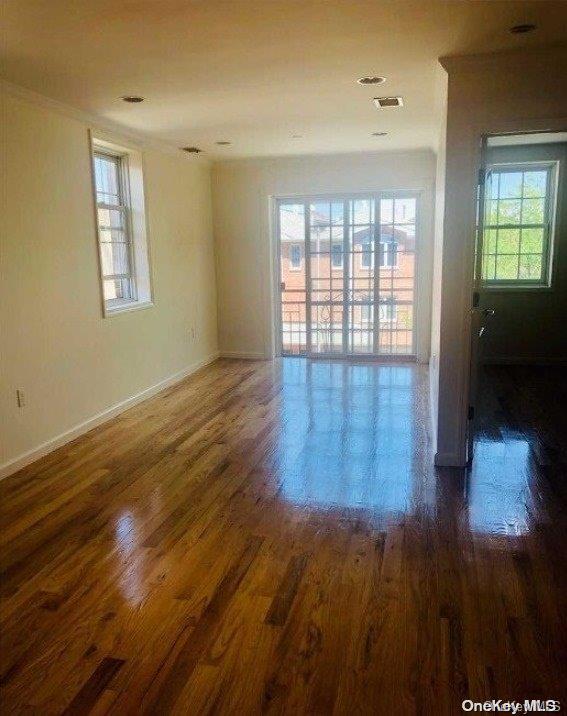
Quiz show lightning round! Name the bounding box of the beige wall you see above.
[429,65,448,449]
[212,150,436,361]
[0,90,218,472]
[481,141,567,362]
[432,46,567,466]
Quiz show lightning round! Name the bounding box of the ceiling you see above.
[3,1,567,159]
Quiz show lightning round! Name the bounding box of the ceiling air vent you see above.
[373,96,404,109]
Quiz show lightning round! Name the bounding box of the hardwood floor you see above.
[1,358,566,714]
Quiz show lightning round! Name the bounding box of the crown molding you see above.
[439,42,567,74]
[0,79,211,164]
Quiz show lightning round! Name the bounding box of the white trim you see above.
[219,351,267,360]
[483,356,567,366]
[105,300,155,316]
[0,353,220,480]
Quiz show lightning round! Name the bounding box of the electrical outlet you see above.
[16,388,25,408]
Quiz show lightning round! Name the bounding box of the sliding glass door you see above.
[278,193,417,358]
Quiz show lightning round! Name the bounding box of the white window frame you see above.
[289,243,302,271]
[481,161,559,290]
[90,132,154,316]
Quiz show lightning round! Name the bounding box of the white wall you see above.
[0,89,218,474]
[212,150,436,361]
[481,141,567,363]
[432,46,567,466]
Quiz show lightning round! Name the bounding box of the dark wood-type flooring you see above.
[1,358,566,714]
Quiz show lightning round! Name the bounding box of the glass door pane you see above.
[347,198,376,354]
[309,201,344,355]
[377,196,416,355]
[279,203,307,354]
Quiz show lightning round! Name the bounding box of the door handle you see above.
[483,308,495,317]
[280,282,286,290]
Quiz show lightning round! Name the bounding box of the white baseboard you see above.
[219,351,267,360]
[483,356,567,366]
[0,352,220,480]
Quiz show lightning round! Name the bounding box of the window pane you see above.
[379,199,393,224]
[361,239,372,268]
[520,228,544,255]
[499,172,523,199]
[482,254,496,280]
[497,228,520,255]
[522,198,544,224]
[331,243,343,267]
[103,278,132,301]
[394,197,416,223]
[523,171,547,198]
[100,241,131,278]
[97,207,125,231]
[310,202,329,224]
[352,199,371,224]
[331,202,344,224]
[95,154,121,205]
[495,254,518,280]
[484,228,498,253]
[519,254,542,281]
[498,199,522,224]
[487,199,499,224]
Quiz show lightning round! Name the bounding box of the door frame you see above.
[459,121,567,466]
[272,190,422,360]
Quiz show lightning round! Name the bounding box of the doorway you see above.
[276,194,418,358]
[467,130,567,463]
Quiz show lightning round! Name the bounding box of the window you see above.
[361,237,373,269]
[94,152,134,305]
[360,304,373,323]
[378,300,396,322]
[481,163,557,287]
[331,242,343,268]
[360,302,396,323]
[361,238,398,269]
[379,241,398,268]
[91,134,152,315]
[290,244,302,269]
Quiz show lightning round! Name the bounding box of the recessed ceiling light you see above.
[215,141,232,146]
[181,146,202,153]
[510,23,536,34]
[357,76,386,85]
[371,132,388,137]
[121,96,145,103]
[373,96,403,109]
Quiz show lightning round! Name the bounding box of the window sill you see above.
[104,300,154,317]
[482,284,553,293]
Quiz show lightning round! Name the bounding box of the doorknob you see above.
[280,282,286,290]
